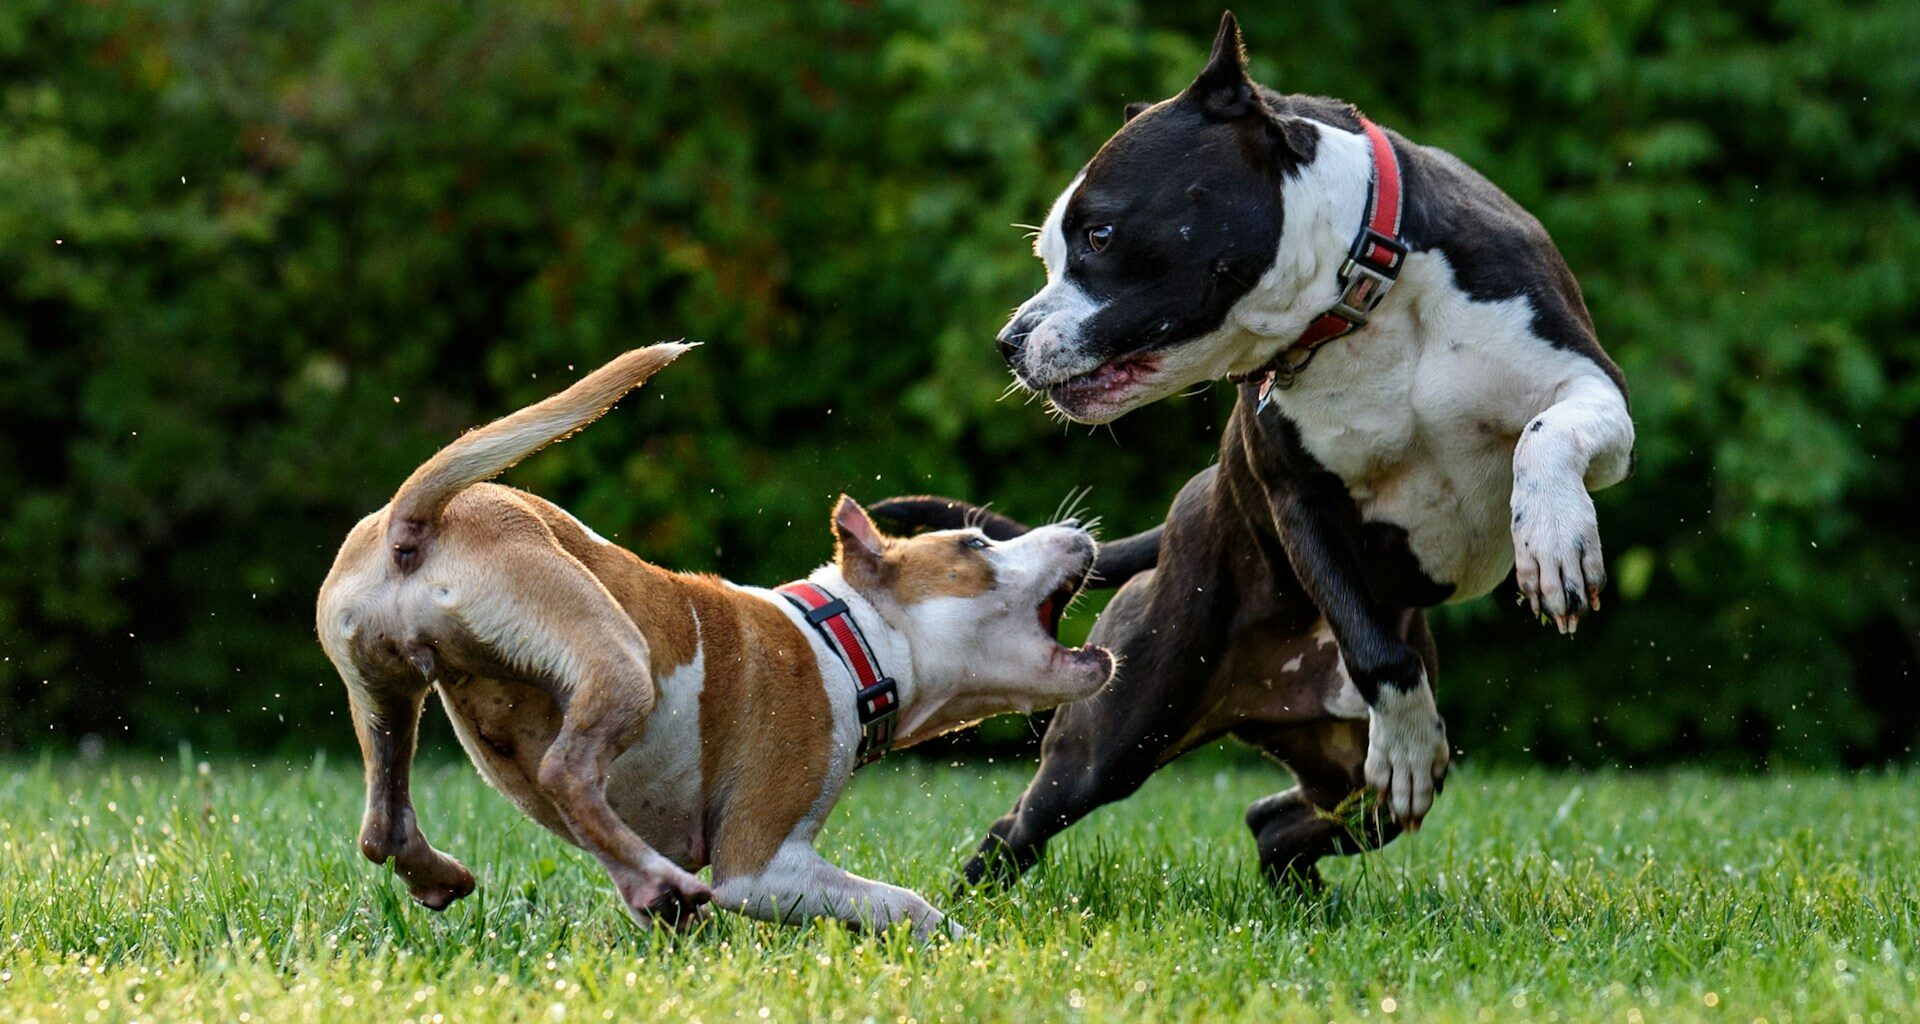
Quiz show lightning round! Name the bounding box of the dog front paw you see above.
[1512,481,1605,634]
[1363,683,1449,829]
[917,913,968,943]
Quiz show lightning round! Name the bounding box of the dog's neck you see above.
[1226,120,1413,376]
[790,565,978,752]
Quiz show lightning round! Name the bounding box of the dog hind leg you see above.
[450,539,713,928]
[341,662,477,910]
[1241,610,1436,889]
[1241,726,1403,892]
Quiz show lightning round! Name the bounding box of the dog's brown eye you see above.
[1087,225,1113,252]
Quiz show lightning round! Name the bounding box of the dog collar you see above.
[776,581,899,766]
[1238,114,1407,408]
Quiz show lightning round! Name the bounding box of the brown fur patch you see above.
[523,493,700,676]
[688,578,832,881]
[875,534,997,604]
[324,480,835,886]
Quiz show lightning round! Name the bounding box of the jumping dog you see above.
[875,13,1632,888]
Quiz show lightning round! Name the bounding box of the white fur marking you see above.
[603,624,705,861]
[712,840,958,940]
[1363,678,1447,822]
[560,508,614,546]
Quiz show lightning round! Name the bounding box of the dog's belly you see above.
[603,649,707,868]
[1174,619,1369,750]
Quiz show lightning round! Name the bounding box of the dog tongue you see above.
[1037,597,1057,636]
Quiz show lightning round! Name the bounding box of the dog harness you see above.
[775,581,899,766]
[1238,114,1407,407]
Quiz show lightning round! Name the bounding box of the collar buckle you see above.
[1331,228,1407,326]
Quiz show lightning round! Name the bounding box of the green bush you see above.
[1,0,1914,764]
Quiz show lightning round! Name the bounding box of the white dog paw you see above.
[1511,477,1605,634]
[1364,683,1449,828]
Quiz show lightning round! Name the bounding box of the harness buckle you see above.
[856,677,898,727]
[854,677,898,764]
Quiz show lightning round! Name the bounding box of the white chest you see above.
[1267,254,1588,600]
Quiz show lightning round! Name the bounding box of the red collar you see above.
[775,581,899,766]
[1241,114,1407,407]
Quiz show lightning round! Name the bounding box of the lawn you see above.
[2,752,1915,1023]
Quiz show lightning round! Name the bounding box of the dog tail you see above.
[385,342,693,570]
[868,495,1163,589]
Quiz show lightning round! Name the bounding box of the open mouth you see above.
[1035,563,1113,673]
[1046,351,1161,414]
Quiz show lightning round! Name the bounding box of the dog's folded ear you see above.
[1185,12,1256,121]
[832,495,888,584]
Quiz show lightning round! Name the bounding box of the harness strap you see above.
[775,581,898,766]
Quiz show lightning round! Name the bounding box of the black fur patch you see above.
[1038,20,1625,395]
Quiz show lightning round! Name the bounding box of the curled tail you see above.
[387,342,692,570]
[868,494,1162,589]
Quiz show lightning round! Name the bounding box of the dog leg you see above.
[345,668,476,910]
[1255,436,1449,828]
[1242,727,1403,891]
[1512,373,1635,633]
[1240,611,1434,887]
[453,541,713,928]
[714,843,959,941]
[962,565,1229,889]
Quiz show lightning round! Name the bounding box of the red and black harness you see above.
[775,581,899,767]
[1236,115,1408,408]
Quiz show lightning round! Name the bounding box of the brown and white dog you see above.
[315,343,1112,938]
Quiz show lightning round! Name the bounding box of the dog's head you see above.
[828,496,1114,703]
[1000,13,1316,423]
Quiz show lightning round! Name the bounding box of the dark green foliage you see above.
[1,0,1913,763]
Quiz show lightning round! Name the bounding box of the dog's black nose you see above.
[996,321,1027,366]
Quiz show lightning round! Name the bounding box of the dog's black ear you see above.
[832,495,888,585]
[1123,100,1153,123]
[1185,12,1256,121]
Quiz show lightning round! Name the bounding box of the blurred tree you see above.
[0,0,1913,765]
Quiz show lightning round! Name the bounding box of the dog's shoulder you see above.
[1401,135,1626,396]
[1264,89,1626,397]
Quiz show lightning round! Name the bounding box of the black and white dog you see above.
[875,13,1632,887]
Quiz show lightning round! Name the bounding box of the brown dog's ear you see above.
[1123,100,1153,123]
[832,495,888,585]
[1184,12,1256,121]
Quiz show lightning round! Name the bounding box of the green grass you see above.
[2,753,1915,1023]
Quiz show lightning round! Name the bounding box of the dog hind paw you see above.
[620,868,714,930]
